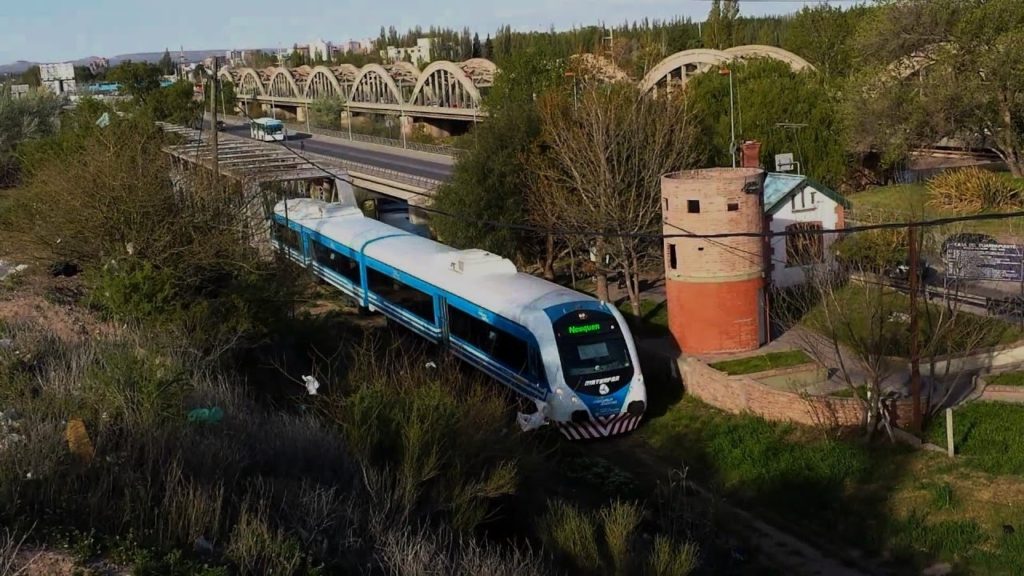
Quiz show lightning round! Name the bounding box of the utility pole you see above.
[909,224,922,431]
[210,56,219,179]
[721,66,736,168]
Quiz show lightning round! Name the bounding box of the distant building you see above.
[308,39,338,62]
[9,84,30,99]
[225,49,248,67]
[87,57,109,75]
[39,62,76,96]
[382,38,434,65]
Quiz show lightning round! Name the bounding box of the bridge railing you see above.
[306,152,445,193]
[223,114,463,158]
[284,121,464,158]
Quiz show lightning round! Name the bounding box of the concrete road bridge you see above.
[220,45,815,137]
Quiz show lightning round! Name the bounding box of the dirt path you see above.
[591,436,891,576]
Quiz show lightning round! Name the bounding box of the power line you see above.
[217,109,1024,244]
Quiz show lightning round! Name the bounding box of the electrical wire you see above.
[208,110,1024,243]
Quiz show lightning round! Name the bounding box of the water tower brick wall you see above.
[662,168,766,355]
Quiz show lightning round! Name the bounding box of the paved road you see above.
[222,125,454,182]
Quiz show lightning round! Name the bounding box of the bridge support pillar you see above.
[413,118,455,139]
[296,106,307,123]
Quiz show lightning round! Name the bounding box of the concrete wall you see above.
[769,183,844,289]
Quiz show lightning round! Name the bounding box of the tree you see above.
[531,83,702,312]
[703,0,723,50]
[309,96,345,130]
[430,48,567,261]
[17,66,40,87]
[782,4,869,77]
[848,0,1024,176]
[722,0,740,48]
[287,47,306,68]
[686,59,849,188]
[159,48,175,75]
[107,61,163,103]
[147,80,200,125]
[472,33,482,58]
[483,35,494,60]
[0,88,62,187]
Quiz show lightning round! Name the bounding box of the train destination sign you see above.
[943,241,1024,282]
[567,323,602,335]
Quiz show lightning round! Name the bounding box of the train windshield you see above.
[553,310,634,395]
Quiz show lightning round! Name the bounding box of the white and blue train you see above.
[271,198,647,439]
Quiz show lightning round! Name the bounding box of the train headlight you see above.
[627,401,646,416]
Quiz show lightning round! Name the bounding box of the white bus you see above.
[250,118,286,142]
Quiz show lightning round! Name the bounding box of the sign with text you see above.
[943,242,1024,282]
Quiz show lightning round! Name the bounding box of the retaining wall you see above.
[680,357,916,428]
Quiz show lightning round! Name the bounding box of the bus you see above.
[250,118,286,142]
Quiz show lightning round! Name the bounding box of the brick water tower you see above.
[662,168,767,355]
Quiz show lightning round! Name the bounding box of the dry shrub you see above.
[600,500,644,576]
[377,524,552,576]
[927,167,1024,214]
[0,528,29,576]
[226,496,304,576]
[540,501,602,573]
[647,536,698,576]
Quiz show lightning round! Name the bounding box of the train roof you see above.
[275,199,591,323]
[253,117,284,126]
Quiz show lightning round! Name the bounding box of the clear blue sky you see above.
[2,0,862,64]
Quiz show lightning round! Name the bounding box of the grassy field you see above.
[849,175,1024,240]
[801,283,1024,358]
[618,298,670,339]
[927,402,1024,475]
[987,371,1024,387]
[642,396,1024,574]
[709,350,812,375]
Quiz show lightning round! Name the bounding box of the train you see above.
[271,198,647,439]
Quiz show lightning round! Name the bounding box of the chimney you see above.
[740,140,761,169]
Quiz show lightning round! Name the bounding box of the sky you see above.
[1,0,863,64]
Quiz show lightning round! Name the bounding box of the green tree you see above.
[108,61,163,103]
[0,88,62,187]
[158,48,175,75]
[309,96,345,129]
[483,35,494,59]
[687,59,848,187]
[147,80,200,125]
[430,48,567,260]
[782,4,868,77]
[17,66,40,87]
[703,0,723,50]
[472,33,482,58]
[722,0,740,48]
[848,0,1024,176]
[287,47,306,68]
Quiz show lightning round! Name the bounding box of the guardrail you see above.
[222,115,462,158]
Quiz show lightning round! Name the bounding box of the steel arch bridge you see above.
[219,46,815,121]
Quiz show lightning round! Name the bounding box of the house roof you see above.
[763,173,850,215]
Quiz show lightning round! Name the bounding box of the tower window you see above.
[687,200,700,213]
[664,198,669,211]
[668,244,677,270]
[727,202,739,212]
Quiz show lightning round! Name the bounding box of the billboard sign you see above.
[943,241,1024,282]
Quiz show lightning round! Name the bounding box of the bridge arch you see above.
[350,63,405,105]
[305,65,344,100]
[235,67,266,97]
[459,58,497,88]
[722,45,814,71]
[268,67,301,98]
[641,45,817,95]
[409,61,482,109]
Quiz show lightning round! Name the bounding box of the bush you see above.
[927,167,1024,214]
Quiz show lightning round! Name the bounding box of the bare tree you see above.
[530,82,701,314]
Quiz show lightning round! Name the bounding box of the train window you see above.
[366,266,435,324]
[311,241,360,283]
[447,306,532,377]
[272,221,301,252]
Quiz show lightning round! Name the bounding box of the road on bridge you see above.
[221,123,455,183]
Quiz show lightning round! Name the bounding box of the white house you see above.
[763,173,849,288]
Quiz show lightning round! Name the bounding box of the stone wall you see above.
[680,357,916,428]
